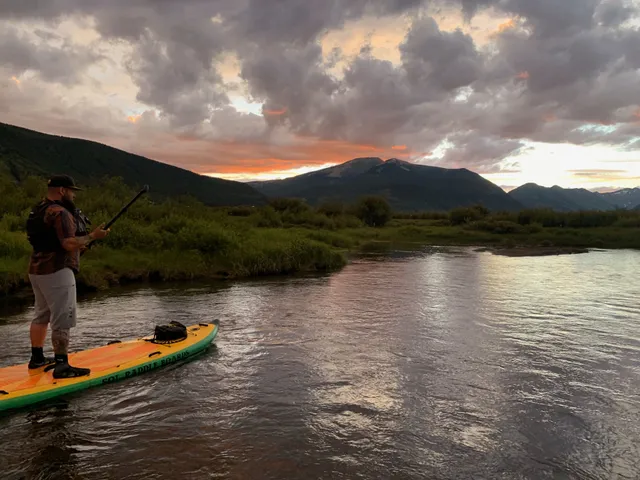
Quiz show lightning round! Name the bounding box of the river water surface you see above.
[1,247,639,479]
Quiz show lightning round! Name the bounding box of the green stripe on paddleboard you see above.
[0,323,219,413]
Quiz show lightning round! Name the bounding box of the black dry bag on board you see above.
[152,321,188,343]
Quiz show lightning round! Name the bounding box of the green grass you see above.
[1,173,639,298]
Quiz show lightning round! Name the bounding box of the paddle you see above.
[104,184,150,230]
[84,184,149,251]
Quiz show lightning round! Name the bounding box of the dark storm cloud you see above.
[400,16,483,94]
[507,0,600,35]
[440,131,525,172]
[240,42,339,127]
[324,54,420,144]
[0,0,639,173]
[596,0,638,26]
[124,27,229,127]
[232,0,425,45]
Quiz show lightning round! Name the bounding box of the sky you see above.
[1,0,639,192]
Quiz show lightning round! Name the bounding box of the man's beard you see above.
[60,196,77,213]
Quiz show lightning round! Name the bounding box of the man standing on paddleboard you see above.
[25,175,110,379]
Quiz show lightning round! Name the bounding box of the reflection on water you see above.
[1,247,640,479]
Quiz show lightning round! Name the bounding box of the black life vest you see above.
[26,200,92,253]
[26,200,63,253]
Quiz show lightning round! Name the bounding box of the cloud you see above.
[0,26,103,83]
[438,131,525,173]
[124,29,229,128]
[0,0,638,180]
[596,0,638,27]
[400,16,483,94]
[568,169,628,177]
[233,0,425,45]
[239,42,339,134]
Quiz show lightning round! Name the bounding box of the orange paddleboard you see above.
[0,321,219,413]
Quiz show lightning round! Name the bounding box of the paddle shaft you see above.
[104,185,149,230]
[85,185,149,250]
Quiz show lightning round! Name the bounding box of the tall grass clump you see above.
[223,231,347,277]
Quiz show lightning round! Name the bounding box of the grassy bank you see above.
[2,174,639,298]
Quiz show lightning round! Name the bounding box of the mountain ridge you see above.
[250,157,524,212]
[0,122,267,206]
[599,188,640,209]
[508,183,617,212]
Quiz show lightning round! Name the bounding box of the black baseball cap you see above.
[47,174,83,190]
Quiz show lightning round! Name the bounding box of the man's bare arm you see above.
[61,225,110,252]
[61,233,95,252]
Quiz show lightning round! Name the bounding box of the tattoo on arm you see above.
[61,234,93,252]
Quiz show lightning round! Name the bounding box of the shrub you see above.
[0,230,31,258]
[524,223,544,234]
[226,236,346,276]
[103,218,164,250]
[518,209,565,227]
[227,206,255,217]
[282,211,336,229]
[253,206,283,228]
[393,211,449,220]
[333,214,364,229]
[469,220,523,234]
[158,215,190,234]
[449,205,489,225]
[177,221,236,254]
[306,231,356,248]
[317,201,345,217]
[269,197,310,214]
[614,217,640,228]
[0,214,25,232]
[355,196,392,227]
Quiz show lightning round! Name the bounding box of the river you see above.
[1,246,639,479]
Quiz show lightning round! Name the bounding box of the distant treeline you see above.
[395,204,640,229]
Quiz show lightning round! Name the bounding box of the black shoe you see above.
[28,356,55,370]
[53,363,91,379]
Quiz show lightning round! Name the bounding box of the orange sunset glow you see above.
[136,136,419,180]
[487,17,519,40]
[264,108,288,116]
[498,19,517,32]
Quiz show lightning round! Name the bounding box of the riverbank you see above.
[2,218,639,301]
[2,176,639,301]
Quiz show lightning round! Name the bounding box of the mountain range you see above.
[507,184,640,212]
[599,188,640,210]
[1,121,637,212]
[508,183,620,212]
[250,158,639,212]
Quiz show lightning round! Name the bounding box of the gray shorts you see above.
[28,268,77,330]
